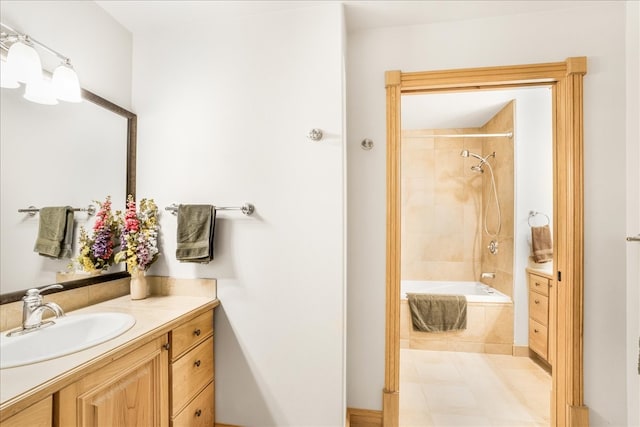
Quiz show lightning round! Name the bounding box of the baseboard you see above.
[347,407,383,427]
[512,345,530,357]
[568,405,589,426]
[215,424,243,427]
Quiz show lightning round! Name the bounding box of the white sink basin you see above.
[0,312,136,369]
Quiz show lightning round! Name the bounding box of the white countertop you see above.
[0,295,216,408]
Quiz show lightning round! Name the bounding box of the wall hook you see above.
[361,138,374,150]
[307,129,323,142]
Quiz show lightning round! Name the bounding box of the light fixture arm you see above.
[0,23,72,65]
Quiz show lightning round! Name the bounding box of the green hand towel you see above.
[407,293,467,332]
[34,206,74,258]
[175,205,216,263]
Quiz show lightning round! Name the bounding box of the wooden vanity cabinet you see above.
[57,336,170,427]
[528,270,554,366]
[169,310,214,427]
[2,396,52,427]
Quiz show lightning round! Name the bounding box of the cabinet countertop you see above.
[0,295,218,418]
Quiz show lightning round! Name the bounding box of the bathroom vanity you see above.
[527,267,555,366]
[0,294,218,427]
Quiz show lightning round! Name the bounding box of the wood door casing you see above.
[384,57,587,427]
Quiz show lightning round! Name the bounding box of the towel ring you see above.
[528,210,550,227]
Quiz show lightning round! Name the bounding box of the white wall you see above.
[626,1,640,426]
[131,4,346,426]
[0,1,132,293]
[347,3,629,425]
[513,88,553,346]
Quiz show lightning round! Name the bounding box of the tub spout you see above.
[481,272,495,279]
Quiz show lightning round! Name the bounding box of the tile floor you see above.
[399,349,551,426]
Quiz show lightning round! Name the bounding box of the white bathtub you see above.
[401,280,511,303]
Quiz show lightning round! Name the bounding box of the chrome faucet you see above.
[481,272,496,279]
[8,284,65,336]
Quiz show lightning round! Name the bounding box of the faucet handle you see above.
[25,284,63,298]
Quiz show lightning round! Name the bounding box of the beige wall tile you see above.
[0,276,216,332]
[410,339,450,351]
[484,343,513,355]
[87,278,130,304]
[485,304,514,344]
[401,302,411,339]
[0,301,23,331]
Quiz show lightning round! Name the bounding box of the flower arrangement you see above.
[75,196,120,272]
[115,195,160,274]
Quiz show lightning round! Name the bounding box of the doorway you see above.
[383,58,588,427]
[398,87,553,425]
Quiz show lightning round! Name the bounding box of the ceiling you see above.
[95,1,569,129]
[402,87,551,130]
[97,0,593,34]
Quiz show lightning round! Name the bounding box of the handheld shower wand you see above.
[460,149,502,239]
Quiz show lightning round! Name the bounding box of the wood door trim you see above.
[384,58,587,427]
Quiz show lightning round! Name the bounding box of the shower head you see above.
[461,150,496,173]
[459,149,484,162]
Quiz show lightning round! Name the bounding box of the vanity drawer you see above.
[171,310,213,360]
[172,381,214,427]
[529,273,550,296]
[529,319,548,360]
[172,336,214,415]
[528,291,549,325]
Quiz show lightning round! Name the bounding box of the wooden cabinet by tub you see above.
[1,396,52,427]
[528,270,554,366]
[170,310,215,427]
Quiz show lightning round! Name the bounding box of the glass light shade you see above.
[0,59,20,88]
[6,41,42,84]
[24,78,58,105]
[52,64,81,103]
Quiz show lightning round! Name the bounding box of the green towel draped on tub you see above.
[34,206,74,258]
[175,204,216,263]
[407,293,467,332]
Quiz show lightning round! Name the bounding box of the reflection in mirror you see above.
[0,84,136,299]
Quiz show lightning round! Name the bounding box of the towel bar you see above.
[18,205,96,217]
[165,203,255,216]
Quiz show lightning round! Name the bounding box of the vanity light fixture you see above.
[0,22,81,104]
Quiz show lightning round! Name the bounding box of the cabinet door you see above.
[58,336,169,427]
[2,396,52,427]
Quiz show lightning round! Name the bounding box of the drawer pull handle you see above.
[194,329,201,336]
[195,409,202,417]
[163,343,170,351]
[534,329,539,333]
[534,300,540,304]
[535,282,540,287]
[194,360,201,367]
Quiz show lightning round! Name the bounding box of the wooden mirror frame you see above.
[0,89,136,305]
[384,57,587,427]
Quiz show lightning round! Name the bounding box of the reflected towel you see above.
[531,224,553,263]
[175,204,216,263]
[34,206,74,258]
[407,293,467,332]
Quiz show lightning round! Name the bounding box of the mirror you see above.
[0,84,136,302]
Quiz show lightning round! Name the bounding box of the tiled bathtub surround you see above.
[401,104,515,298]
[0,276,217,332]
[401,300,514,354]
